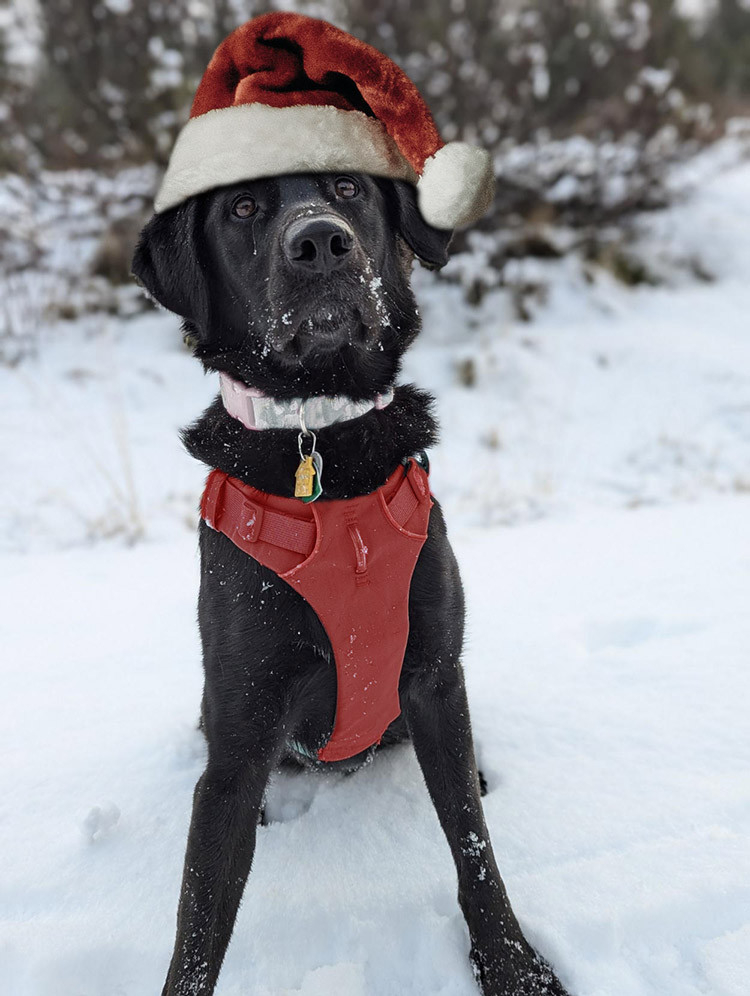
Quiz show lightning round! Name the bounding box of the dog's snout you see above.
[282,215,354,273]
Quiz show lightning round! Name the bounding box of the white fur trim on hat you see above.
[417,142,495,230]
[155,103,418,213]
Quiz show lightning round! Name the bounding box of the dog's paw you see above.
[470,941,571,996]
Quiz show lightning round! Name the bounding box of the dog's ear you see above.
[387,179,453,270]
[131,198,209,325]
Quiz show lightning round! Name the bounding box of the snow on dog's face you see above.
[132,173,452,400]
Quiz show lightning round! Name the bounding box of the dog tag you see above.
[301,451,323,504]
[295,455,316,498]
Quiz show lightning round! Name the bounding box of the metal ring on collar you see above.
[298,428,317,459]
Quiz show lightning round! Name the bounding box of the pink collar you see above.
[219,372,395,431]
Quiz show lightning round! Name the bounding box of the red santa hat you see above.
[155,12,494,230]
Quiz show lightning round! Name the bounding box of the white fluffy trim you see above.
[417,142,495,230]
[155,104,418,213]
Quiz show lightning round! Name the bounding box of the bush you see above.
[11,0,745,179]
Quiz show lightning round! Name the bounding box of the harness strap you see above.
[202,472,315,555]
[389,463,428,525]
[201,460,426,557]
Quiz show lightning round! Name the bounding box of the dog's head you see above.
[132,173,452,400]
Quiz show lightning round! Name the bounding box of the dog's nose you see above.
[282,215,354,273]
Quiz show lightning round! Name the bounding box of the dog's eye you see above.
[232,195,257,219]
[334,177,359,199]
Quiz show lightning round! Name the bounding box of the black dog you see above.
[133,172,569,996]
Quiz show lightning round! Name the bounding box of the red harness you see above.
[200,459,432,762]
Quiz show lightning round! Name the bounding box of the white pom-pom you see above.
[417,142,495,230]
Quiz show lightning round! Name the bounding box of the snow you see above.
[1,141,749,994]
[2,499,747,996]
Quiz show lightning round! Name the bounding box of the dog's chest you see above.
[201,460,432,761]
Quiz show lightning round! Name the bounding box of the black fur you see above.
[182,385,436,499]
[134,174,449,401]
[133,172,569,996]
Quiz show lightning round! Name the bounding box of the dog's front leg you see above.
[403,666,570,996]
[161,718,283,996]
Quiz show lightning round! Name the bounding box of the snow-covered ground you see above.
[1,142,749,996]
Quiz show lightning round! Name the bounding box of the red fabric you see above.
[190,12,443,176]
[201,461,433,762]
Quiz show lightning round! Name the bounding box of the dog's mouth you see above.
[194,262,407,398]
[289,304,362,357]
[262,291,388,361]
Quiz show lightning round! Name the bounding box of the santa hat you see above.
[154,12,494,230]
